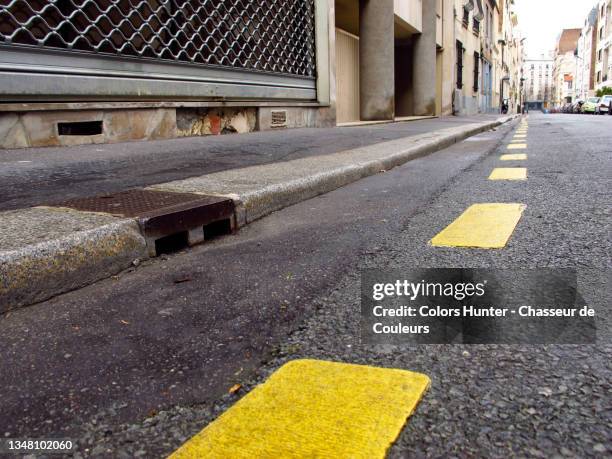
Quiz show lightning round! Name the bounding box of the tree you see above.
[595,86,612,97]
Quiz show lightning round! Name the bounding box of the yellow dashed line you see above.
[513,134,527,139]
[489,168,527,180]
[500,154,527,161]
[507,143,527,150]
[169,360,430,459]
[430,203,526,248]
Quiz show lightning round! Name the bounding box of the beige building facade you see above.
[523,54,554,109]
[334,0,455,124]
[453,0,523,116]
[552,28,580,106]
[0,0,519,150]
[594,0,612,91]
[576,8,599,101]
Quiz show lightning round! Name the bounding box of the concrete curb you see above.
[0,208,147,313]
[0,115,518,312]
[152,115,519,226]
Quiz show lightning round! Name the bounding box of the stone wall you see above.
[0,105,335,150]
[0,109,176,149]
[176,108,257,137]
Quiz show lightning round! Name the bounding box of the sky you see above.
[513,0,598,58]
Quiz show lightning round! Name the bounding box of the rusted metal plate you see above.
[54,189,224,218]
[54,189,235,241]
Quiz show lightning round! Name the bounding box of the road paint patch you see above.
[488,168,527,180]
[508,143,527,150]
[500,154,527,161]
[513,134,527,138]
[430,203,526,248]
[169,360,430,459]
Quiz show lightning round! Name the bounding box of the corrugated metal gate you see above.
[0,0,317,101]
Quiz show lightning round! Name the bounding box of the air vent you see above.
[58,120,103,136]
[270,110,287,128]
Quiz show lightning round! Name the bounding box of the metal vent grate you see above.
[270,109,287,128]
[0,0,316,77]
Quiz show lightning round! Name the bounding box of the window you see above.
[456,40,464,89]
[463,7,469,27]
[597,71,602,82]
[473,18,480,34]
[599,49,603,61]
[473,52,480,91]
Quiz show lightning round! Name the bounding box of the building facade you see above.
[552,28,580,106]
[0,0,519,150]
[594,0,612,91]
[453,0,522,116]
[576,7,599,101]
[523,54,554,110]
[334,0,455,123]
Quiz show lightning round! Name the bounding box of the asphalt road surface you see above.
[0,113,609,458]
[0,115,499,211]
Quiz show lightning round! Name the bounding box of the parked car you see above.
[582,97,600,114]
[596,95,612,114]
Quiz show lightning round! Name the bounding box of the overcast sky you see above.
[513,0,597,58]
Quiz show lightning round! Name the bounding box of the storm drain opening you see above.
[58,121,103,136]
[155,231,189,255]
[204,218,233,240]
[52,189,236,258]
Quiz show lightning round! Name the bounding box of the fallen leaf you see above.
[229,383,242,394]
[120,320,130,325]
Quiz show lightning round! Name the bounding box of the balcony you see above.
[394,0,422,35]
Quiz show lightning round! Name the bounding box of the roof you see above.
[556,28,581,54]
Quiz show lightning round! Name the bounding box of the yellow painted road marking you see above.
[500,154,527,161]
[170,360,430,459]
[509,138,525,143]
[489,168,527,180]
[508,143,527,150]
[430,203,526,248]
[513,134,527,138]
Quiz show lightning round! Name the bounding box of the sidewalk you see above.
[0,114,518,312]
[1,115,503,211]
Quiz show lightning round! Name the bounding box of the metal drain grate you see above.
[54,189,235,255]
[56,189,216,217]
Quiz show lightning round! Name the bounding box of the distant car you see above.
[596,95,612,114]
[582,97,600,114]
